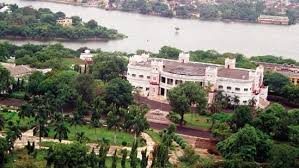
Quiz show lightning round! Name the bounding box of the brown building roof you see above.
[1,63,33,77]
[217,68,250,80]
[163,60,210,76]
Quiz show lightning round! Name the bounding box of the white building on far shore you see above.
[127,53,269,108]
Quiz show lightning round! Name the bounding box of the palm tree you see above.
[6,122,22,153]
[33,118,49,144]
[233,95,240,109]
[0,114,5,131]
[107,105,125,144]
[75,131,88,144]
[71,112,84,129]
[54,121,70,143]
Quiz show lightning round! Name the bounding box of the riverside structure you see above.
[127,53,269,108]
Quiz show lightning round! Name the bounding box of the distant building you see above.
[1,63,51,79]
[56,17,73,27]
[257,15,289,25]
[258,62,299,85]
[127,53,269,108]
[0,5,9,13]
[80,50,94,64]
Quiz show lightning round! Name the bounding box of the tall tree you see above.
[217,125,272,162]
[105,78,133,108]
[107,105,126,144]
[167,82,207,125]
[54,121,70,143]
[141,148,148,168]
[0,114,4,131]
[121,149,128,168]
[111,149,117,168]
[130,140,138,168]
[0,65,12,95]
[73,74,96,104]
[230,106,253,131]
[92,54,127,81]
[264,72,290,95]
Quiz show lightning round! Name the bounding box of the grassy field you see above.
[48,123,139,146]
[145,129,161,143]
[184,113,212,129]
[0,111,35,131]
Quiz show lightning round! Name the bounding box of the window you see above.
[175,80,183,85]
[244,88,248,91]
[161,77,166,83]
[167,78,173,85]
[227,86,231,90]
[218,85,223,89]
[139,75,144,78]
[160,88,165,96]
[127,73,130,75]
[243,101,247,104]
[235,88,240,91]
[146,87,149,91]
[132,74,136,77]
[147,76,150,79]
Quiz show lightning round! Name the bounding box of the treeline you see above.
[208,104,299,168]
[114,0,272,23]
[143,46,298,69]
[264,72,299,105]
[0,4,125,40]
[199,0,264,21]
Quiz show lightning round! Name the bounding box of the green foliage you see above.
[130,140,138,168]
[230,106,253,131]
[105,78,133,108]
[167,81,207,125]
[0,6,124,40]
[269,144,299,168]
[253,103,290,140]
[217,125,272,162]
[92,52,127,81]
[158,46,181,59]
[46,143,89,168]
[73,74,96,104]
[0,64,13,95]
[264,72,291,95]
[250,55,297,65]
[0,137,8,167]
[178,147,201,168]
[288,125,299,145]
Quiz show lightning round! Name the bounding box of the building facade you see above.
[258,62,299,85]
[257,15,289,25]
[127,53,269,108]
[56,18,73,27]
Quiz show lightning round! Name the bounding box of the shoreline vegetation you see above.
[25,0,297,25]
[0,4,126,41]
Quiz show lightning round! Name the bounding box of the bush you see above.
[122,141,127,146]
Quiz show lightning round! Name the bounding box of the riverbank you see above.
[22,0,295,25]
[0,35,125,42]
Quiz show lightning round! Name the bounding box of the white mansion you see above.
[127,52,269,108]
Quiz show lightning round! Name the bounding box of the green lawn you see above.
[48,123,139,146]
[0,111,35,131]
[145,129,161,143]
[184,113,211,129]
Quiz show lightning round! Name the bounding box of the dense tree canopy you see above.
[168,82,207,125]
[217,125,272,162]
[92,52,127,81]
[105,78,133,108]
[0,5,124,40]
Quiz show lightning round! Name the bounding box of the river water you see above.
[1,0,299,59]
